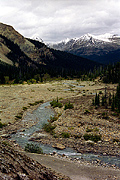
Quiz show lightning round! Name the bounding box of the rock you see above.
[29,132,48,140]
[1,134,10,138]
[52,143,66,150]
[85,140,94,145]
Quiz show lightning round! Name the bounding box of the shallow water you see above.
[11,101,120,168]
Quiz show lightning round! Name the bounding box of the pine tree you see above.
[111,94,115,111]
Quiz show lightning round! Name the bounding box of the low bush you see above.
[0,122,6,128]
[50,98,62,108]
[113,138,119,143]
[84,109,90,114]
[61,132,70,138]
[28,100,44,106]
[49,116,58,123]
[25,143,43,154]
[43,123,56,135]
[83,133,101,142]
[102,112,109,119]
[64,101,74,110]
[15,115,22,120]
[86,128,93,132]
[23,107,28,111]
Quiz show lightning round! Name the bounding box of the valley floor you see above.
[0,80,120,179]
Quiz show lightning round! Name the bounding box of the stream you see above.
[11,101,120,168]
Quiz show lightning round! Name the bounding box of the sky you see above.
[0,0,120,43]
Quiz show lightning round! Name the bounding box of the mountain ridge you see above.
[0,22,99,83]
[49,33,120,64]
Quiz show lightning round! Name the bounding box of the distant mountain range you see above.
[0,23,99,82]
[49,33,120,64]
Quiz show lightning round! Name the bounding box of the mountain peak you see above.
[31,34,43,43]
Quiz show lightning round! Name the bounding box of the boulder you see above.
[29,132,47,140]
[52,143,65,150]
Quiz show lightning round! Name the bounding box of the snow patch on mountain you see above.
[31,34,43,43]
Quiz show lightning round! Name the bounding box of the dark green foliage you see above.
[24,143,43,154]
[102,62,120,84]
[28,100,44,106]
[43,123,56,135]
[102,95,107,106]
[64,101,74,110]
[114,83,120,112]
[95,93,100,106]
[0,122,6,128]
[108,93,112,106]
[84,109,90,114]
[50,98,62,108]
[15,115,22,119]
[86,128,93,132]
[61,132,70,138]
[102,112,109,119]
[22,107,28,111]
[113,138,119,143]
[49,116,58,123]
[83,133,101,142]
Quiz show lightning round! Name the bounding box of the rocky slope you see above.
[49,33,120,64]
[0,140,70,180]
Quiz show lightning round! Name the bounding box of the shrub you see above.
[84,109,90,114]
[86,128,93,132]
[73,134,82,139]
[23,107,28,111]
[15,115,22,120]
[64,101,74,110]
[61,132,70,138]
[49,116,58,123]
[0,122,6,128]
[113,138,119,143]
[102,112,109,119]
[25,143,43,154]
[83,133,101,142]
[43,123,56,135]
[93,127,99,132]
[50,98,62,108]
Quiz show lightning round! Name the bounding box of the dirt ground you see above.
[27,153,120,180]
[0,80,117,124]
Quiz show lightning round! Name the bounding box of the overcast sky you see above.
[0,0,120,43]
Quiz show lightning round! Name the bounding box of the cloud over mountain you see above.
[0,0,120,43]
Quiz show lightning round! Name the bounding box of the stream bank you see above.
[10,101,120,170]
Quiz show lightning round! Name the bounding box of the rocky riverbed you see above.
[29,94,120,158]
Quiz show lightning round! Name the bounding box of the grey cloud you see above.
[0,0,120,43]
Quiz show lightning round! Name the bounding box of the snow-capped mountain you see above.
[49,33,120,64]
[31,34,43,43]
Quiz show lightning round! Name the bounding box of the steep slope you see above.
[50,33,120,64]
